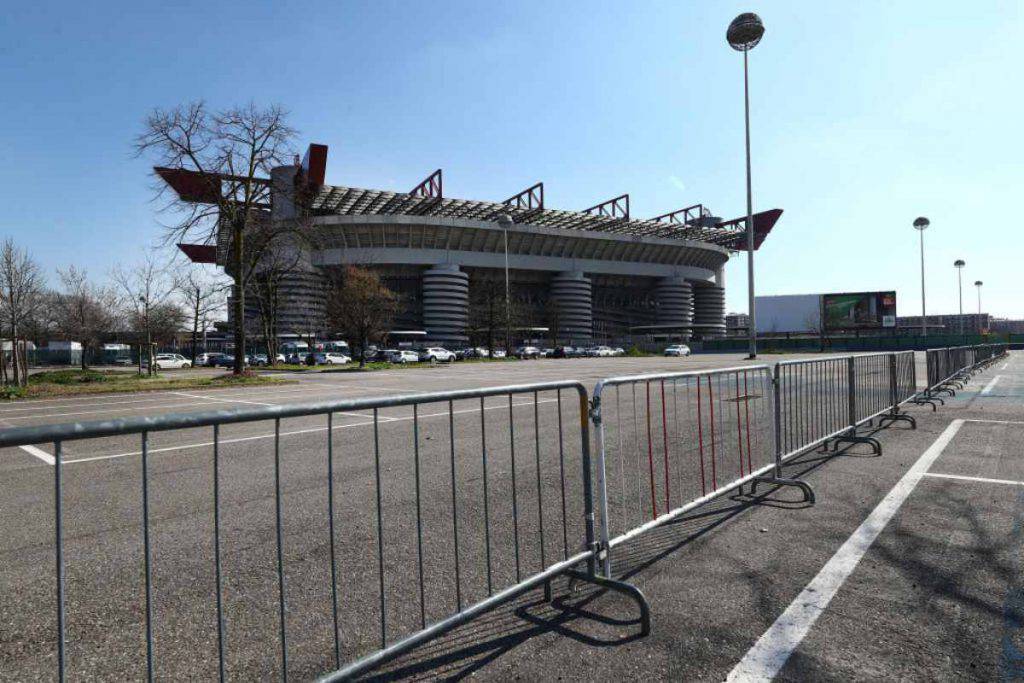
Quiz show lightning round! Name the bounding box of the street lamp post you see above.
[727,12,765,359]
[954,259,966,337]
[497,213,514,355]
[913,217,930,335]
[974,280,983,316]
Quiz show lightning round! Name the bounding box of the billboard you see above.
[822,291,896,331]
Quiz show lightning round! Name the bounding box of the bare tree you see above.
[176,268,226,363]
[135,101,298,374]
[325,267,399,368]
[53,267,116,371]
[0,239,44,387]
[112,256,179,376]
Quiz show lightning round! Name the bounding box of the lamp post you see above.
[954,259,966,337]
[727,12,765,359]
[913,217,929,335]
[139,295,153,376]
[497,213,514,354]
[974,280,983,315]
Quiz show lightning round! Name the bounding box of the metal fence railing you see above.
[926,343,1007,396]
[0,344,1009,680]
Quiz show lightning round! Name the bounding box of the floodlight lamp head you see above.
[954,259,966,268]
[974,280,983,286]
[913,216,930,230]
[497,213,513,229]
[727,13,765,51]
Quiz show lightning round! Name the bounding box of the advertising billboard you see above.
[822,291,896,330]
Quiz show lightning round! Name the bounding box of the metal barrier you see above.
[0,344,1009,680]
[926,343,1007,396]
[589,366,811,577]
[0,381,649,682]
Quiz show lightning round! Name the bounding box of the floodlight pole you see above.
[498,213,513,355]
[913,217,930,336]
[742,47,756,359]
[954,259,965,337]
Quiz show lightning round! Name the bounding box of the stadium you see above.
[171,143,782,347]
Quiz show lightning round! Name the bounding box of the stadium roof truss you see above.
[162,143,782,261]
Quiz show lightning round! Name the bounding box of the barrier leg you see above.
[878,410,916,429]
[564,568,651,637]
[832,429,882,455]
[750,475,815,503]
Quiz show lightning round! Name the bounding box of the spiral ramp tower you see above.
[550,271,593,343]
[690,281,726,339]
[422,265,469,345]
[653,277,694,340]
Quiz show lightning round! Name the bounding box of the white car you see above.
[589,345,615,357]
[420,347,456,363]
[315,352,351,365]
[387,350,420,364]
[150,353,192,369]
[664,344,691,357]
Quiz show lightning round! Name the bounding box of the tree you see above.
[176,268,226,363]
[53,267,116,371]
[0,239,44,387]
[469,277,503,357]
[136,101,298,375]
[112,256,179,376]
[325,267,399,368]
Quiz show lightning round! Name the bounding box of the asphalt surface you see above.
[0,351,1018,681]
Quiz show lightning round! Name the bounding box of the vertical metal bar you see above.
[373,409,386,647]
[645,381,657,519]
[413,405,426,629]
[847,356,857,429]
[576,387,601,578]
[273,420,288,680]
[556,390,568,561]
[660,380,670,512]
[773,365,783,475]
[743,371,753,472]
[508,395,521,583]
[696,377,707,495]
[889,354,897,413]
[141,432,155,683]
[54,440,66,683]
[734,373,745,477]
[325,416,340,670]
[448,401,463,611]
[212,426,227,682]
[479,397,492,596]
[708,375,717,489]
[532,392,546,569]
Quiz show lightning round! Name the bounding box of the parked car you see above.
[514,346,541,359]
[146,353,191,370]
[664,344,691,357]
[588,345,615,357]
[612,347,626,356]
[314,352,351,365]
[552,346,576,358]
[370,348,396,362]
[491,349,507,359]
[458,347,490,359]
[215,354,251,367]
[196,352,226,367]
[419,347,456,363]
[387,349,420,364]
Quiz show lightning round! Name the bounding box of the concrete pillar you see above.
[654,277,694,340]
[690,281,726,339]
[715,266,726,289]
[550,271,592,343]
[423,264,469,344]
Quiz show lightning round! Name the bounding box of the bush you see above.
[625,346,649,357]
[28,369,113,385]
[0,385,26,400]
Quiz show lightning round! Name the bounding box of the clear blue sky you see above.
[1,1,1020,317]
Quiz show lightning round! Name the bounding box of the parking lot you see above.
[1,350,1019,680]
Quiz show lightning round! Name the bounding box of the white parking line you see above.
[61,397,558,465]
[980,375,1002,395]
[170,391,275,407]
[923,472,1024,486]
[726,419,964,681]
[0,418,56,464]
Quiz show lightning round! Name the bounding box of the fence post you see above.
[888,353,898,413]
[847,355,856,430]
[773,363,783,478]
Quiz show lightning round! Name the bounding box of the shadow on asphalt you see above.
[354,426,907,681]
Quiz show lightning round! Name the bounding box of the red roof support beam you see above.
[716,208,783,251]
[651,203,711,226]
[300,143,328,187]
[154,167,270,204]
[176,243,217,264]
[409,169,442,198]
[582,194,629,220]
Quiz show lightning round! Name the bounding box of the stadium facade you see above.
[169,144,781,347]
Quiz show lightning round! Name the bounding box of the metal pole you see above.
[744,47,757,359]
[958,267,963,336]
[919,229,927,336]
[503,226,512,354]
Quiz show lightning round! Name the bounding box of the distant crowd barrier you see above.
[0,344,1008,681]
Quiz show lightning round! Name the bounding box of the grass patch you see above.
[6,369,290,400]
